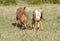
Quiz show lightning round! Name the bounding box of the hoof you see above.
[21,27,26,30]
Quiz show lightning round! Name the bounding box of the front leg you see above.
[37,21,40,29]
[32,22,35,29]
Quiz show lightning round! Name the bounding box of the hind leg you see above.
[21,24,26,30]
[21,22,27,30]
[24,22,27,29]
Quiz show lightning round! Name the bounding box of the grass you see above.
[0,4,60,41]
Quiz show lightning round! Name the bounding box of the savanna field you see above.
[0,4,60,41]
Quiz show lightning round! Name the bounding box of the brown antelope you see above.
[16,7,27,29]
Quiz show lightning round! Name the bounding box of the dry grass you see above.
[0,4,60,41]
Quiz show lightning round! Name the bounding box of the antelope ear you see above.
[24,7,26,10]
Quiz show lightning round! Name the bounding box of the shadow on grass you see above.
[12,23,22,29]
[12,23,32,30]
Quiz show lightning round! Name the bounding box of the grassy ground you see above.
[0,4,60,41]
